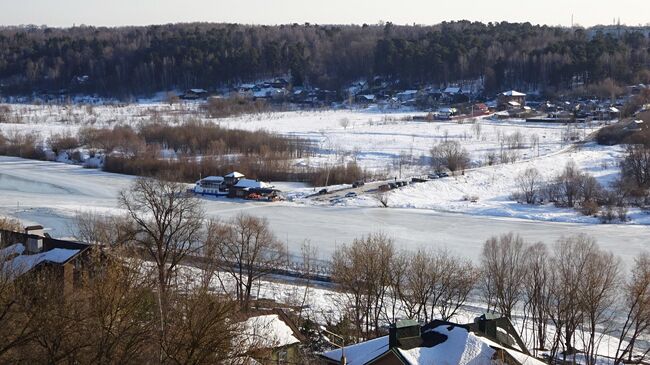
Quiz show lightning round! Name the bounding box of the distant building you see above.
[224,171,246,186]
[180,88,208,100]
[395,90,418,102]
[498,90,526,110]
[193,172,278,200]
[355,94,376,104]
[193,176,226,196]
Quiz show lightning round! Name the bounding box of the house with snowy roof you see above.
[228,178,277,199]
[498,90,527,110]
[319,317,544,365]
[239,309,306,365]
[180,88,208,100]
[1,226,91,294]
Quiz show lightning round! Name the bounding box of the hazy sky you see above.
[1,0,649,28]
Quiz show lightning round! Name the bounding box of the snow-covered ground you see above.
[0,156,648,267]
[1,103,601,175]
[2,103,625,223]
[324,142,650,224]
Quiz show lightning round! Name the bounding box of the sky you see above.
[1,0,649,28]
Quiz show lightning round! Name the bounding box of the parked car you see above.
[427,174,440,180]
[318,188,328,195]
[345,192,357,198]
[437,172,449,178]
[388,182,398,189]
[352,180,365,188]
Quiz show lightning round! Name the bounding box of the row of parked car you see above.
[317,180,366,196]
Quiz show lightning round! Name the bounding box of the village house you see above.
[0,226,92,295]
[355,94,376,104]
[320,315,543,365]
[240,309,306,364]
[179,88,208,100]
[497,90,527,110]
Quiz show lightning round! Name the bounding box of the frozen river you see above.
[0,157,648,264]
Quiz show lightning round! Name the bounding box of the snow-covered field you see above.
[325,142,650,224]
[1,103,601,175]
[0,103,648,259]
[2,103,624,222]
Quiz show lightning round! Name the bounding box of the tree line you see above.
[1,22,649,97]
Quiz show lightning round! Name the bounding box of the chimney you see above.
[389,320,421,350]
[26,236,43,253]
[24,225,44,253]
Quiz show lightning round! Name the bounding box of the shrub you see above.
[430,141,470,172]
[580,200,600,216]
[202,96,270,118]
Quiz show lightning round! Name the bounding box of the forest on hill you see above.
[0,21,649,97]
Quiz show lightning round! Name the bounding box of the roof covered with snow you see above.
[240,314,301,350]
[200,176,224,182]
[322,336,388,365]
[398,325,495,365]
[234,178,272,189]
[2,247,81,279]
[444,87,462,94]
[502,90,526,96]
[321,323,543,365]
[225,171,245,178]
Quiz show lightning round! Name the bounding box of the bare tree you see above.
[375,192,389,208]
[0,250,35,362]
[78,251,155,365]
[615,253,650,364]
[118,176,204,355]
[481,233,528,319]
[162,289,238,365]
[471,122,482,140]
[393,249,477,323]
[436,254,479,321]
[529,133,540,157]
[430,140,470,173]
[339,118,350,130]
[210,214,287,311]
[397,249,434,321]
[332,233,395,339]
[578,244,620,365]
[74,212,135,247]
[298,240,318,319]
[553,160,584,207]
[547,234,607,361]
[515,167,543,204]
[522,242,551,354]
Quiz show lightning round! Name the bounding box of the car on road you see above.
[437,172,449,178]
[318,188,328,195]
[352,180,365,188]
[427,174,440,179]
[345,192,357,198]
